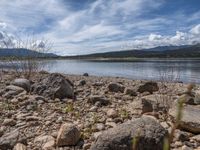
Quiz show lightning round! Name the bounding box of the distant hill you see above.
[0,48,58,58]
[69,44,200,58]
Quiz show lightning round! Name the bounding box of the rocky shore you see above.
[0,71,200,150]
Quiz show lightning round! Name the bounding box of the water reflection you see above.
[1,59,200,83]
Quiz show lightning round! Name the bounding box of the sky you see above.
[0,0,200,55]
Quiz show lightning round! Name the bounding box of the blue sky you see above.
[0,0,200,55]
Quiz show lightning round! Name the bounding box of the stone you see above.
[169,104,200,133]
[96,123,105,131]
[56,123,80,146]
[108,83,125,93]
[31,73,74,99]
[43,140,55,150]
[124,88,137,96]
[83,73,89,76]
[191,134,200,142]
[78,80,86,86]
[3,85,25,98]
[107,109,118,118]
[34,135,55,149]
[194,90,200,105]
[182,145,193,150]
[13,143,26,150]
[3,118,16,126]
[0,128,3,137]
[88,95,110,106]
[0,129,19,150]
[137,81,159,94]
[130,98,153,114]
[12,78,31,92]
[83,143,91,150]
[90,116,167,150]
[89,106,98,112]
[179,94,195,105]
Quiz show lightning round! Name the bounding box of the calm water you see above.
[1,59,200,83]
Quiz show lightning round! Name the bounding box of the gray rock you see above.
[90,116,167,150]
[3,85,25,99]
[0,129,19,150]
[12,78,31,92]
[56,123,80,146]
[13,143,26,150]
[83,73,89,76]
[124,88,137,96]
[194,90,200,105]
[31,73,74,99]
[108,83,125,93]
[137,81,159,94]
[107,109,118,118]
[88,95,110,106]
[78,80,86,86]
[169,104,200,133]
[34,135,55,149]
[3,118,16,126]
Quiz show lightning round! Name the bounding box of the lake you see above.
[1,59,200,83]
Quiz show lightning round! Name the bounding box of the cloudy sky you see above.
[0,0,200,55]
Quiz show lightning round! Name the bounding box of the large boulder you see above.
[56,123,80,146]
[90,116,167,150]
[169,104,200,134]
[31,73,74,99]
[12,78,31,92]
[137,81,159,94]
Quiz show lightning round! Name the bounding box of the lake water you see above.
[41,59,200,83]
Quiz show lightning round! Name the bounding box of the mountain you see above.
[0,48,58,58]
[69,44,200,58]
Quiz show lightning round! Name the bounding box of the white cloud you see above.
[190,24,200,35]
[0,0,200,55]
[149,34,162,41]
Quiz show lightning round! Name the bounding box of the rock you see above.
[169,104,200,133]
[0,129,19,150]
[90,116,167,150]
[194,90,200,105]
[108,83,125,93]
[43,140,55,150]
[83,143,91,150]
[83,73,89,76]
[191,134,200,142]
[182,145,193,150]
[34,135,55,149]
[3,85,25,99]
[88,95,110,106]
[179,94,195,105]
[0,128,3,137]
[78,80,86,86]
[56,123,80,146]
[3,118,16,126]
[174,130,191,142]
[130,98,153,114]
[89,106,98,112]
[137,81,159,94]
[12,78,31,92]
[13,143,26,150]
[96,123,105,131]
[107,109,118,118]
[31,73,74,99]
[124,88,137,96]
